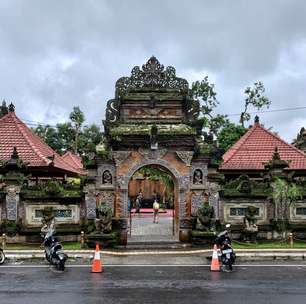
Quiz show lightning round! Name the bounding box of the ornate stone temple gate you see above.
[89,57,218,245]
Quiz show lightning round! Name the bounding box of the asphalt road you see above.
[0,264,306,304]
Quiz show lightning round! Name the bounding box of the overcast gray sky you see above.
[1,0,306,142]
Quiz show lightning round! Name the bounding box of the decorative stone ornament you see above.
[138,148,167,160]
[6,185,20,221]
[112,151,131,166]
[102,170,112,185]
[115,56,189,98]
[193,169,203,185]
[176,151,194,166]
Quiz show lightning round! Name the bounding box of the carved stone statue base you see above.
[242,230,258,243]
[191,230,216,245]
[86,231,118,248]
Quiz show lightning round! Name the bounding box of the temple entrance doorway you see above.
[127,165,178,243]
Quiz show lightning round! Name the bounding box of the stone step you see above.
[120,241,192,250]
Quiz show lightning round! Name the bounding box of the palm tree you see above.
[272,177,301,239]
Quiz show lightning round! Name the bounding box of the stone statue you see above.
[195,194,215,232]
[40,207,56,235]
[102,170,112,184]
[94,202,112,234]
[237,175,252,194]
[193,169,203,185]
[243,206,258,242]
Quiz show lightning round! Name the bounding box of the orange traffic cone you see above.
[91,243,103,273]
[210,244,220,272]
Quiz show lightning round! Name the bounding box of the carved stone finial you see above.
[115,57,189,98]
[8,103,15,112]
[11,147,19,159]
[272,146,280,161]
[254,115,259,124]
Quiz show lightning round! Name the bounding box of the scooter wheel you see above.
[0,251,5,264]
[56,260,65,271]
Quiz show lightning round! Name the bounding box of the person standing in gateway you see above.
[153,199,160,223]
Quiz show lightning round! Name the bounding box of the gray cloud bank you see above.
[0,0,306,142]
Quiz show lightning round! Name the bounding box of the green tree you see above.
[240,81,271,127]
[79,124,103,155]
[34,124,61,152]
[190,76,228,136]
[272,178,302,239]
[217,122,247,153]
[0,100,8,118]
[56,122,76,153]
[69,106,85,153]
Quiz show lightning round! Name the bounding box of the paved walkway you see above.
[128,213,177,242]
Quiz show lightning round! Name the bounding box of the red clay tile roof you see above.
[62,151,85,172]
[220,121,306,171]
[0,111,81,175]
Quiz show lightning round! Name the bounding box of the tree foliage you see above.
[190,76,228,136]
[0,100,8,118]
[217,123,247,153]
[240,81,271,127]
[33,107,102,157]
[189,77,271,153]
[272,177,302,239]
[69,106,85,153]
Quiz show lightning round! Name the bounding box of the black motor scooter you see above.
[42,227,67,271]
[215,224,236,272]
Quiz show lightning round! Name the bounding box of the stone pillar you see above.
[84,184,97,220]
[117,187,128,245]
[5,185,20,222]
[208,182,221,220]
[178,175,191,242]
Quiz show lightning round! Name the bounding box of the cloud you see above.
[1,0,306,142]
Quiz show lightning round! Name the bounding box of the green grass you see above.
[232,240,306,249]
[3,242,84,250]
[3,241,306,250]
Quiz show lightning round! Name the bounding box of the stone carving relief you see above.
[179,190,187,217]
[102,170,112,185]
[105,98,120,123]
[208,182,221,219]
[115,56,189,98]
[178,175,190,191]
[120,190,128,217]
[112,151,131,166]
[97,164,115,188]
[191,191,206,216]
[138,148,167,160]
[84,185,97,219]
[176,151,194,166]
[193,169,203,185]
[6,185,20,221]
[97,191,115,215]
[191,163,208,189]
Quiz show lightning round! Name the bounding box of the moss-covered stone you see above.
[109,124,197,137]
[221,177,271,198]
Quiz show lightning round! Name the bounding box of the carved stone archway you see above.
[93,57,214,245]
[116,159,188,235]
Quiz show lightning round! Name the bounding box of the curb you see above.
[3,249,306,262]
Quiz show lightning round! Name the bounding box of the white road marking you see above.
[1,264,306,268]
